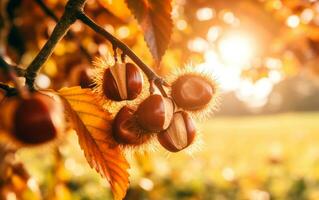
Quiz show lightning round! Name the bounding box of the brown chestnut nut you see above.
[79,67,95,88]
[112,106,151,145]
[136,94,174,132]
[157,111,195,152]
[69,65,95,88]
[13,93,64,145]
[171,74,214,110]
[102,62,143,101]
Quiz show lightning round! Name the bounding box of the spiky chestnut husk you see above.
[169,66,219,120]
[92,55,149,114]
[157,111,196,152]
[102,62,143,101]
[0,92,65,146]
[112,106,152,146]
[136,94,174,132]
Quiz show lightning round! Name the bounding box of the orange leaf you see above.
[125,0,173,64]
[58,87,129,200]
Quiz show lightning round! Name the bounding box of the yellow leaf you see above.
[58,87,129,200]
[98,0,131,20]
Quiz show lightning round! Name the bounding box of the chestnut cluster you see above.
[0,92,64,145]
[111,94,195,152]
[103,62,215,152]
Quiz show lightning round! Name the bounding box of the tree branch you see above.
[33,0,92,61]
[77,11,169,96]
[25,0,88,90]
[9,0,168,96]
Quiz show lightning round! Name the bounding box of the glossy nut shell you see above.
[136,94,174,132]
[13,93,64,144]
[102,62,143,101]
[157,111,196,152]
[171,74,213,110]
[112,106,150,145]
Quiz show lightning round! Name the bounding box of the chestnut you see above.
[12,93,64,145]
[102,62,143,101]
[69,65,95,88]
[136,94,174,132]
[112,106,151,145]
[157,111,196,152]
[79,67,95,88]
[171,74,214,110]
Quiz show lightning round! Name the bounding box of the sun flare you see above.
[218,31,255,66]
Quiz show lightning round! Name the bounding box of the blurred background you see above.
[1,0,319,199]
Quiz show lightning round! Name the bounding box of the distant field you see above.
[144,112,319,200]
[20,112,319,200]
[198,112,319,171]
[157,112,319,170]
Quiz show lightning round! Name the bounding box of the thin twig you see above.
[0,57,25,77]
[12,66,26,77]
[0,57,24,96]
[33,0,92,61]
[0,83,17,96]
[34,0,59,21]
[25,0,88,90]
[77,11,169,97]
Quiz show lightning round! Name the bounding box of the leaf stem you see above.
[77,11,169,97]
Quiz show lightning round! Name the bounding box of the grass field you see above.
[19,112,319,200]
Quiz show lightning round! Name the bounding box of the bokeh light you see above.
[218,31,255,65]
[196,7,214,21]
[35,74,51,89]
[187,37,209,52]
[286,15,300,28]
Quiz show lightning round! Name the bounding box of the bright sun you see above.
[218,31,255,66]
[196,30,280,108]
